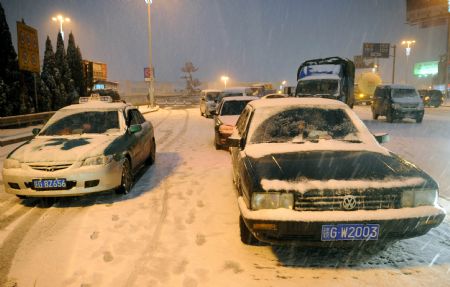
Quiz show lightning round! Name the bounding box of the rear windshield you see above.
[220,100,252,116]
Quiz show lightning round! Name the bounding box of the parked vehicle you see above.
[372,84,424,123]
[228,98,445,247]
[261,93,288,99]
[418,89,444,108]
[295,57,355,107]
[354,72,382,105]
[213,96,258,150]
[2,95,156,198]
[216,87,254,103]
[199,89,221,118]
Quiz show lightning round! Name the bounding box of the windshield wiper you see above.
[338,139,362,143]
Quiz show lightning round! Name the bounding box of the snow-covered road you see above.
[0,106,450,287]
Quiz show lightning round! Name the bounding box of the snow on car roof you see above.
[222,87,251,93]
[61,101,131,111]
[298,74,340,81]
[248,97,347,109]
[221,96,259,102]
[202,89,222,93]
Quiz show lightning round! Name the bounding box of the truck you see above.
[295,57,355,107]
[354,72,382,105]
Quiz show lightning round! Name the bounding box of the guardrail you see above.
[0,111,55,129]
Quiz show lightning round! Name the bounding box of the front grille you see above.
[294,189,401,211]
[400,104,418,109]
[28,163,73,172]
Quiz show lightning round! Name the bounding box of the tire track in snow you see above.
[125,109,189,285]
[0,206,48,286]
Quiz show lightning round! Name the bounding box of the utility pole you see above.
[391,44,396,84]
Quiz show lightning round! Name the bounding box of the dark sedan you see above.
[228,98,445,248]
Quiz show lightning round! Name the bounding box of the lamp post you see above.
[221,76,229,88]
[51,15,70,40]
[145,0,155,107]
[401,40,416,84]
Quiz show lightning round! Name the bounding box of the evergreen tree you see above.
[0,2,21,116]
[41,36,63,110]
[38,78,52,112]
[55,32,76,105]
[66,32,85,99]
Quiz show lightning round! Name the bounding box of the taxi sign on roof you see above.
[79,94,113,104]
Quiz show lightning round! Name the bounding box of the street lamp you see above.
[401,40,416,84]
[221,76,229,88]
[51,14,70,40]
[145,0,155,107]
[279,80,287,93]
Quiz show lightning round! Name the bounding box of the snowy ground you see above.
[0,106,450,287]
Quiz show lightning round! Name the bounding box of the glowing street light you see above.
[221,75,229,88]
[145,0,155,107]
[279,80,287,92]
[401,40,416,84]
[51,14,70,40]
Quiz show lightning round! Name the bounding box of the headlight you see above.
[424,96,430,101]
[3,158,21,169]
[359,93,365,99]
[401,189,438,207]
[82,155,113,166]
[251,192,293,210]
[392,103,401,109]
[218,125,234,135]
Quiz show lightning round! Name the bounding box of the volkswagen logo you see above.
[342,195,357,210]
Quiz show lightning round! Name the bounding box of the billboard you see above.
[414,61,439,77]
[362,43,390,58]
[92,62,107,81]
[406,0,449,26]
[17,21,40,73]
[354,55,375,69]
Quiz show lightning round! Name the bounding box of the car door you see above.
[135,109,153,162]
[126,108,145,169]
[230,106,253,190]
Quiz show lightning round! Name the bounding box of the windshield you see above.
[391,89,419,98]
[219,100,252,116]
[296,79,338,96]
[40,110,120,136]
[250,108,358,144]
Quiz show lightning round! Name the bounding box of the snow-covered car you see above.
[199,89,221,118]
[228,98,445,246]
[216,87,255,103]
[2,98,156,198]
[213,96,258,149]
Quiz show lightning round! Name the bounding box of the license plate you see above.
[321,224,379,241]
[33,179,67,190]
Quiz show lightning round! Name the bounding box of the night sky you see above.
[2,0,447,87]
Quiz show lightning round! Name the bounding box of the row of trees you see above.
[0,2,88,117]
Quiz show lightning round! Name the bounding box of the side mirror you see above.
[227,135,242,148]
[210,110,217,116]
[129,124,142,134]
[373,133,389,144]
[32,128,41,135]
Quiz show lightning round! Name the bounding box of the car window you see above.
[128,109,144,125]
[392,89,419,98]
[236,107,251,134]
[40,110,120,135]
[250,108,357,144]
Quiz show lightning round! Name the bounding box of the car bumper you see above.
[2,160,123,197]
[393,109,423,119]
[238,197,446,245]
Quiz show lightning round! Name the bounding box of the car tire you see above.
[116,158,133,194]
[416,115,423,123]
[372,111,378,120]
[214,134,221,150]
[145,138,156,165]
[386,109,394,123]
[239,215,259,245]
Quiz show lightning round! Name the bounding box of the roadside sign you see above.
[17,21,40,73]
[353,55,375,69]
[362,43,390,58]
[144,67,154,81]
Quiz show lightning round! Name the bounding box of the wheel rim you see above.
[121,160,132,194]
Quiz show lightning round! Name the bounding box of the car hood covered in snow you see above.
[8,135,120,163]
[245,150,436,192]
